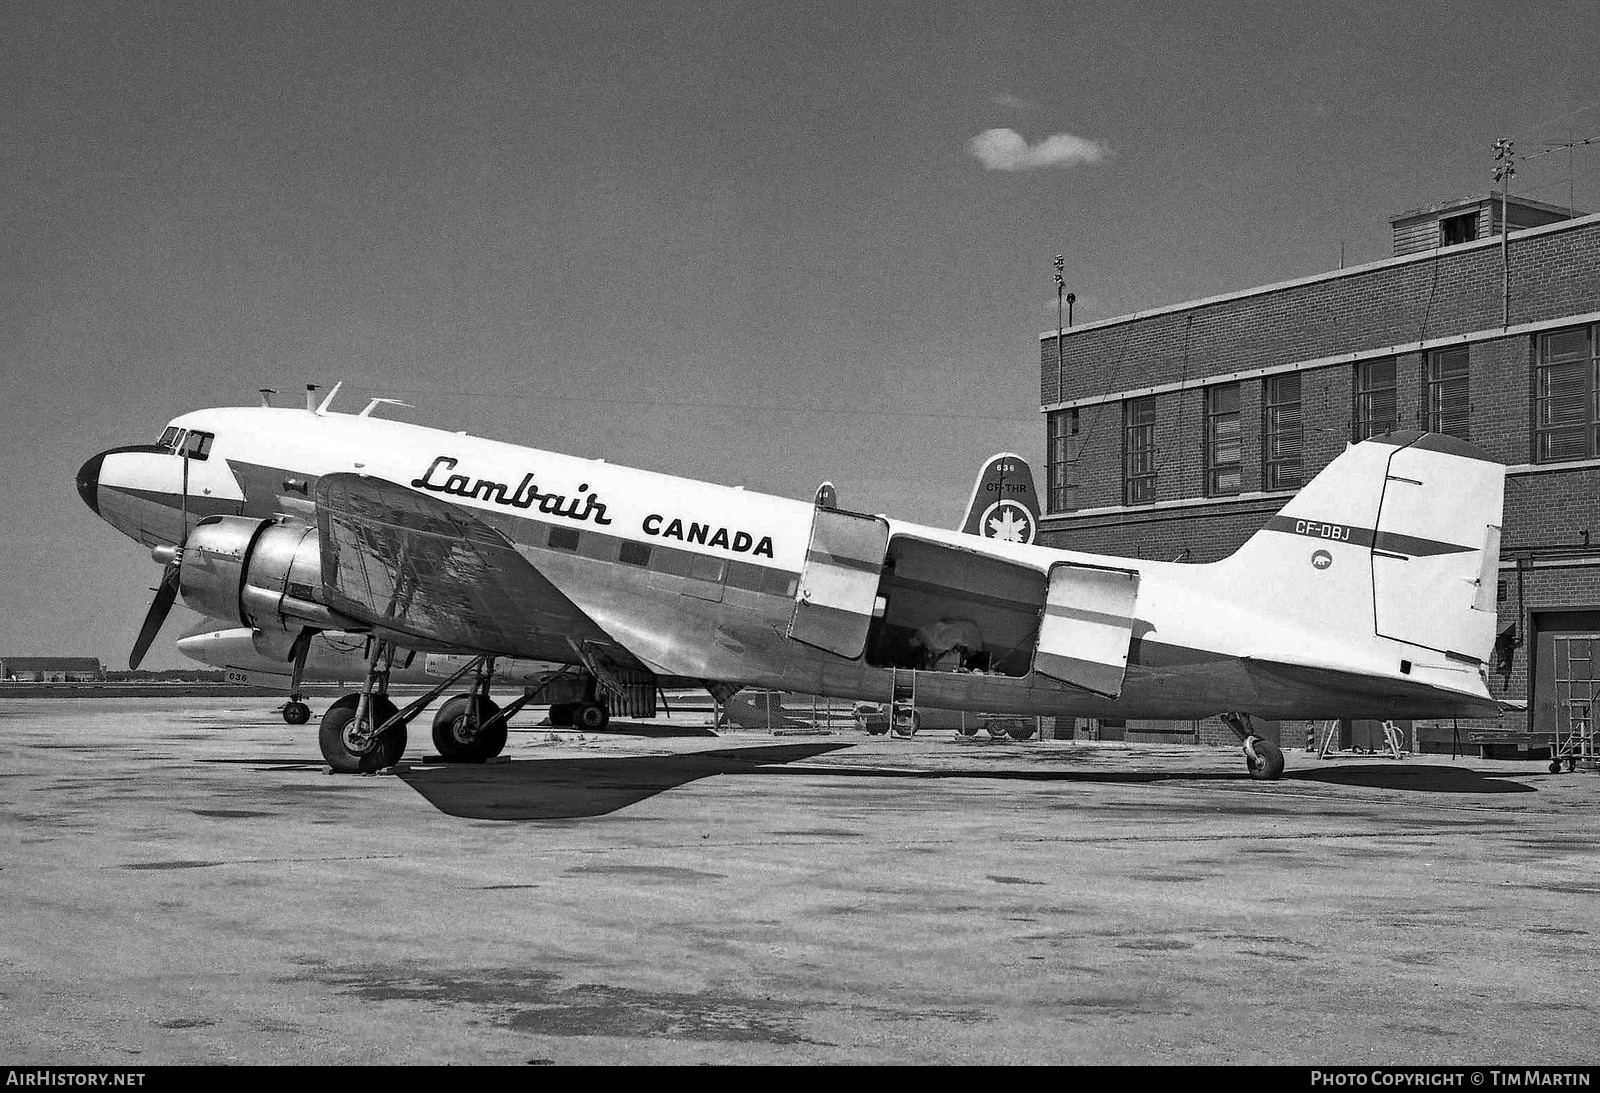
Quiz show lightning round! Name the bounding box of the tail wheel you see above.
[319,694,404,773]
[431,694,507,763]
[575,701,610,731]
[1246,739,1286,780]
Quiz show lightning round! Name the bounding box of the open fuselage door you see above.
[1033,562,1140,698]
[788,507,890,659]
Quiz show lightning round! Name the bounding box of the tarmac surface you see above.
[1,696,1596,1066]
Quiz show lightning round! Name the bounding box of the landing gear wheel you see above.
[1550,760,1562,774]
[282,701,311,726]
[986,720,1009,739]
[575,701,610,731]
[892,711,920,738]
[957,718,980,737]
[1246,738,1286,781]
[1007,722,1037,741]
[318,694,404,773]
[431,694,507,763]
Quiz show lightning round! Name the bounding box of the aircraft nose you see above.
[76,452,104,516]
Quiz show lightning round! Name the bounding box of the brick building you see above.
[1039,196,1600,756]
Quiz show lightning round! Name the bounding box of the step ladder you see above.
[889,668,918,737]
[1317,719,1405,759]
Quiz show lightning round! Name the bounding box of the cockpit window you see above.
[181,430,214,460]
[160,428,214,459]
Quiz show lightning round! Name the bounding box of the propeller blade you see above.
[129,564,180,671]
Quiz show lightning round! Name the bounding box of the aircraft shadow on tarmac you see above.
[374,745,1535,821]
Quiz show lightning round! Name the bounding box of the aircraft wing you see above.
[314,472,641,667]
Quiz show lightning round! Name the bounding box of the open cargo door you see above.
[1033,562,1139,698]
[787,506,890,659]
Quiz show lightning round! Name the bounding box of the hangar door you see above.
[1033,562,1139,698]
[788,507,889,659]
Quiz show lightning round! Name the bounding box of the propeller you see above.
[129,560,180,670]
[128,446,191,670]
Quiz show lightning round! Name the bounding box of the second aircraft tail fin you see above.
[959,453,1041,544]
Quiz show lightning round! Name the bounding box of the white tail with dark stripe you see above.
[1219,431,1504,666]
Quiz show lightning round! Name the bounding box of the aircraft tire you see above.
[1006,721,1037,741]
[431,694,507,762]
[985,719,1009,739]
[319,694,404,773]
[891,711,920,737]
[956,718,980,737]
[1247,739,1285,781]
[282,701,311,726]
[575,701,610,731]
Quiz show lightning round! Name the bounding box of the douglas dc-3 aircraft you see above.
[77,389,1505,779]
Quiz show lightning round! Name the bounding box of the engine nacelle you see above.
[178,516,341,632]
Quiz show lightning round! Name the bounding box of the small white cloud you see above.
[967,128,1109,172]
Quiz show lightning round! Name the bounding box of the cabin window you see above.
[688,554,725,583]
[1204,383,1242,496]
[1354,359,1398,440]
[1426,347,1470,440]
[1123,397,1157,505]
[619,540,652,567]
[548,526,580,552]
[726,562,768,591]
[1262,372,1302,490]
[1535,325,1597,463]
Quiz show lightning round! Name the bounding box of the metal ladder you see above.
[889,668,918,736]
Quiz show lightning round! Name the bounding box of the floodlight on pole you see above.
[1493,138,1516,326]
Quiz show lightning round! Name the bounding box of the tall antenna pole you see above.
[1493,138,1516,328]
[1053,255,1066,404]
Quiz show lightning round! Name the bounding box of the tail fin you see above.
[960,453,1041,544]
[1218,431,1504,666]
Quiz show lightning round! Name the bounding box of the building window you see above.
[1426,347,1470,439]
[1262,372,1302,490]
[1440,212,1478,246]
[1535,325,1597,462]
[1354,358,1398,440]
[1047,408,1079,512]
[1204,383,1242,496]
[1123,397,1157,505]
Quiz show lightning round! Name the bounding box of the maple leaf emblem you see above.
[987,508,1030,541]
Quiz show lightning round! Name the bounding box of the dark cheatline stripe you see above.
[805,548,884,574]
[1363,429,1498,464]
[1261,516,1471,556]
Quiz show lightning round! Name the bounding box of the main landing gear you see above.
[430,656,543,763]
[317,643,525,772]
[318,637,406,773]
[1221,712,1286,781]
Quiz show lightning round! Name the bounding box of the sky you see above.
[5,0,1600,669]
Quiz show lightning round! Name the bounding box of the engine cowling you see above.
[177,516,342,632]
